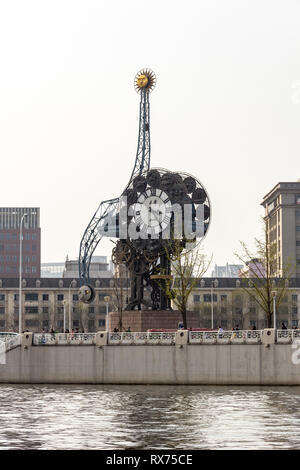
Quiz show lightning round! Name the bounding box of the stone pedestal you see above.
[108,310,201,332]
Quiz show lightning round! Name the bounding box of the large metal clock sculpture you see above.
[78,69,211,311]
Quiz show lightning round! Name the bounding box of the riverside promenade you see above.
[0,330,300,385]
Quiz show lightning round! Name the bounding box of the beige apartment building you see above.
[0,278,116,333]
[0,277,299,332]
[262,180,300,278]
[187,278,300,330]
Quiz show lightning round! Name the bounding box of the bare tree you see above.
[235,220,292,328]
[159,240,212,329]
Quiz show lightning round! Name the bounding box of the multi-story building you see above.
[0,208,41,278]
[211,263,243,278]
[63,256,113,278]
[0,278,117,333]
[262,180,300,278]
[0,277,299,333]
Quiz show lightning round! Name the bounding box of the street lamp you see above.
[272,290,277,330]
[68,280,75,332]
[211,281,214,329]
[63,300,66,333]
[19,213,27,335]
[104,296,110,331]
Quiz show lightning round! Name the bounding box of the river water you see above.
[0,384,300,449]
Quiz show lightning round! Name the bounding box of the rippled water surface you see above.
[0,384,300,449]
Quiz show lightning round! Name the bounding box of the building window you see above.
[57,307,64,314]
[88,320,95,330]
[297,241,300,246]
[32,266,37,273]
[0,320,5,328]
[292,295,298,302]
[42,307,49,314]
[203,294,217,302]
[89,307,94,314]
[32,255,36,262]
[57,320,64,328]
[25,306,38,314]
[73,320,79,328]
[99,306,107,314]
[98,319,105,327]
[25,266,31,273]
[250,307,256,314]
[235,307,242,315]
[0,307,5,314]
[193,295,200,303]
[297,260,300,265]
[57,294,64,301]
[25,233,30,241]
[292,306,298,315]
[42,294,49,301]
[250,320,256,327]
[25,320,39,327]
[32,244,37,252]
[296,210,300,217]
[14,294,19,301]
[220,295,227,302]
[296,226,300,232]
[25,293,38,301]
[221,307,227,315]
[32,233,37,240]
[73,295,79,302]
[292,320,299,328]
[0,295,5,301]
[42,320,48,328]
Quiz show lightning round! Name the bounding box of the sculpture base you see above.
[108,310,201,332]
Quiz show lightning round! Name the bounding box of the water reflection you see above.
[0,384,300,449]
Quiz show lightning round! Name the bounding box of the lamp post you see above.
[69,283,72,332]
[211,281,214,330]
[272,290,277,330]
[19,213,27,335]
[63,300,66,333]
[104,296,110,331]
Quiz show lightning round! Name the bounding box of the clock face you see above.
[133,188,172,236]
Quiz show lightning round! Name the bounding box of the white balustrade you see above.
[33,333,96,345]
[108,331,176,345]
[0,333,21,351]
[277,329,298,344]
[188,330,263,345]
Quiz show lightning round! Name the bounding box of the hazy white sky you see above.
[0,0,300,269]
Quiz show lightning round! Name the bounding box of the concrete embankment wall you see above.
[0,344,300,385]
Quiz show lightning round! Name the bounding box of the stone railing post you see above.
[22,332,33,348]
[175,330,188,346]
[96,331,108,347]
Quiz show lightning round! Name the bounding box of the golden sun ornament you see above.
[134,68,156,93]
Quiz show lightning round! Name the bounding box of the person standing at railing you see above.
[281,322,287,330]
[218,326,223,338]
[252,325,257,331]
[127,326,131,332]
